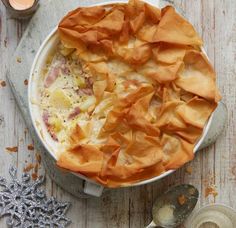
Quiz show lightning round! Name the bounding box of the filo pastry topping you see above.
[56,0,221,187]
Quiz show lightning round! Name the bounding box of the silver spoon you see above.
[146,184,199,228]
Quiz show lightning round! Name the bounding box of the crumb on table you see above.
[6,146,18,153]
[16,57,22,63]
[24,79,28,86]
[185,166,193,174]
[36,153,41,164]
[205,185,218,198]
[34,163,39,173]
[0,80,6,87]
[32,173,38,180]
[24,163,34,172]
[27,144,34,151]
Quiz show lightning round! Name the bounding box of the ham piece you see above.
[42,111,58,141]
[44,56,68,88]
[68,107,81,119]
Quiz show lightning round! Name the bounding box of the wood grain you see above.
[0,0,235,227]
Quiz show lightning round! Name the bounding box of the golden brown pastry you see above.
[56,0,221,187]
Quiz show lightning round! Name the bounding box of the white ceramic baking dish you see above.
[28,0,221,197]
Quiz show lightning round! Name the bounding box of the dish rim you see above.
[28,0,214,188]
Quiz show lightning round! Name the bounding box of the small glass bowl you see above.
[184,204,236,228]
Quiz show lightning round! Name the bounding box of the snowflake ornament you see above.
[0,166,71,227]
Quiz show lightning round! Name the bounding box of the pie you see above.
[39,0,221,187]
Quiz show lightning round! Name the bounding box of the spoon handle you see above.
[146,221,160,228]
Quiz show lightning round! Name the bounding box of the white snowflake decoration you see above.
[0,166,71,227]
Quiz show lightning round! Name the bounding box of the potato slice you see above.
[80,96,96,111]
[59,43,75,56]
[50,116,63,132]
[75,76,86,88]
[49,89,72,109]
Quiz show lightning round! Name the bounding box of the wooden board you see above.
[1,0,236,227]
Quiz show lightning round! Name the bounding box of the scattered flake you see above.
[178,194,187,205]
[205,185,218,198]
[6,146,18,153]
[0,80,6,88]
[24,79,28,86]
[23,163,34,172]
[16,57,22,63]
[203,173,217,198]
[32,173,38,181]
[27,144,34,151]
[36,153,41,164]
[0,166,71,227]
[185,166,192,174]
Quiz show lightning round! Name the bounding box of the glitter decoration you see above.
[0,166,71,227]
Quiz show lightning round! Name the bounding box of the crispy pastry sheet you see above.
[57,0,220,187]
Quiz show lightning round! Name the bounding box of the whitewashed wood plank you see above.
[198,0,217,207]
[214,0,236,207]
[0,2,45,226]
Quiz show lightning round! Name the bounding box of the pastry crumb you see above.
[36,153,41,164]
[27,144,34,151]
[185,166,193,174]
[203,173,217,198]
[16,57,22,63]
[6,146,18,153]
[24,163,34,172]
[24,79,28,85]
[32,173,38,180]
[205,185,218,198]
[0,80,6,87]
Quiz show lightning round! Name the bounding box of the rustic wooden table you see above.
[0,0,235,227]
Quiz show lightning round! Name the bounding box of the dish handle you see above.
[83,180,104,197]
[197,101,227,151]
